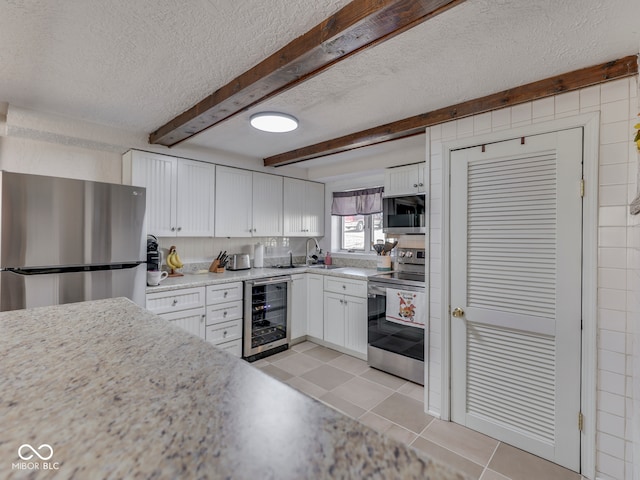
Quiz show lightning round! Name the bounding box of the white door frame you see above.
[439,113,599,479]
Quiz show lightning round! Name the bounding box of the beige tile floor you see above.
[253,341,585,480]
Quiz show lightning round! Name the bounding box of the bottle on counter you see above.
[325,252,332,265]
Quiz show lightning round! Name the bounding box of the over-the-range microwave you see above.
[382,194,426,234]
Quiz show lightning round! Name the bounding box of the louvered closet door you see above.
[450,129,582,472]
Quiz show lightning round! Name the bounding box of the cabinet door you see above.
[324,292,345,347]
[215,166,253,237]
[252,172,283,236]
[176,160,215,237]
[160,306,206,339]
[384,164,420,196]
[344,295,367,355]
[130,151,177,236]
[290,274,308,340]
[307,274,324,339]
[417,163,427,193]
[305,181,325,237]
[283,177,306,236]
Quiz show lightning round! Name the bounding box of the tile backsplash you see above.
[155,236,314,270]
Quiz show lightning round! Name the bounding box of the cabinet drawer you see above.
[206,300,242,325]
[207,282,243,304]
[206,319,242,345]
[146,286,205,314]
[323,276,367,297]
[216,339,242,357]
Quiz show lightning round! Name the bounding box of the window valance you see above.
[331,187,384,216]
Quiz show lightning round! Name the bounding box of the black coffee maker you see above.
[147,235,161,271]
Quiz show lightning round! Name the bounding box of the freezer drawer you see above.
[0,263,146,311]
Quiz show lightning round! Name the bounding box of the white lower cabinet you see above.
[324,293,345,345]
[307,274,324,340]
[323,292,367,355]
[206,282,243,357]
[146,286,207,340]
[160,307,206,338]
[321,276,367,356]
[291,274,308,341]
[343,296,367,354]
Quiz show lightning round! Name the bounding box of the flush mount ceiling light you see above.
[250,112,298,133]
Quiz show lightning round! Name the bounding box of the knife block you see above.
[209,259,225,273]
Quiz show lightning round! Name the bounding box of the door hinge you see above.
[578,411,584,431]
[580,178,585,198]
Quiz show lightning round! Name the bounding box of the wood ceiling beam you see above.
[149,0,466,147]
[264,55,639,167]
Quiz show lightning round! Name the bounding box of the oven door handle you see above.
[368,282,425,295]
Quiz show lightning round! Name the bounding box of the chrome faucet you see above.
[306,238,320,265]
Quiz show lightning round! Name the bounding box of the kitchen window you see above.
[331,187,384,253]
[339,213,384,252]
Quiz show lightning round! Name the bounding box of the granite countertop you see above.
[147,266,382,293]
[0,298,466,479]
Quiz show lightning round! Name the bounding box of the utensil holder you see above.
[377,255,392,271]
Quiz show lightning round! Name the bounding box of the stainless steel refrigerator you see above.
[0,172,147,311]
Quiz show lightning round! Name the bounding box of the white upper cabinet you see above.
[283,178,324,237]
[176,160,216,237]
[384,163,427,196]
[124,150,324,239]
[252,172,283,237]
[215,168,284,237]
[124,150,215,237]
[215,166,253,237]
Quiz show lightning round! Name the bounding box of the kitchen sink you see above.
[270,264,306,269]
[308,264,342,270]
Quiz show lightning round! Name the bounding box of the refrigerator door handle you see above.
[5,263,145,276]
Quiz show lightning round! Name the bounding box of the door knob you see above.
[452,307,464,318]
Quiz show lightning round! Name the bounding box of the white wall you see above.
[0,135,122,183]
[426,75,639,480]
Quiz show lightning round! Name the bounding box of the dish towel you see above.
[385,288,426,329]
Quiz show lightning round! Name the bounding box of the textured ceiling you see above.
[0,0,639,169]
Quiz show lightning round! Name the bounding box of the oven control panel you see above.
[396,248,425,265]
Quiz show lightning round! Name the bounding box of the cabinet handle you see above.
[172,299,178,306]
[223,330,228,337]
[342,285,346,290]
[418,182,424,187]
[201,314,205,323]
[177,226,182,232]
[223,291,228,298]
[171,227,176,232]
[223,311,228,317]
[339,299,344,304]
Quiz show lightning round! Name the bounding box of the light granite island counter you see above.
[0,298,466,479]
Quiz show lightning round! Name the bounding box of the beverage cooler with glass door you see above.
[243,276,292,361]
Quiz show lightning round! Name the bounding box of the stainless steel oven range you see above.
[243,276,292,362]
[367,248,426,385]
